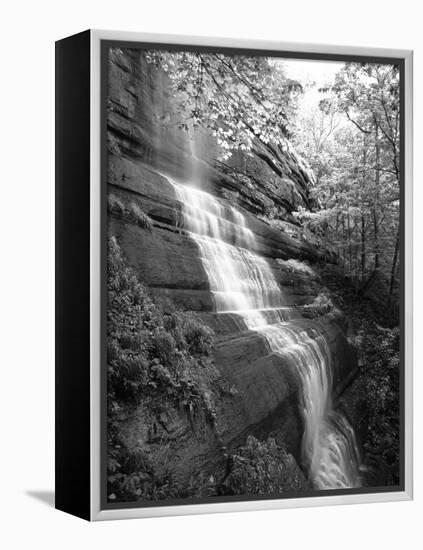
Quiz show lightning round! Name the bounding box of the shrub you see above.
[354,324,400,485]
[107,193,153,232]
[127,202,153,231]
[277,258,316,276]
[310,291,333,310]
[180,315,214,356]
[107,236,215,403]
[225,436,308,495]
[107,193,125,217]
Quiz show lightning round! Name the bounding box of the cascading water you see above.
[169,177,361,490]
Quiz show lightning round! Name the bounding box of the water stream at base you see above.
[169,178,361,490]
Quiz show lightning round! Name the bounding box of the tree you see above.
[145,50,317,207]
[333,63,400,302]
[145,50,302,159]
[292,62,400,307]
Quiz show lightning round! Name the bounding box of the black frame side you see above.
[55,29,91,521]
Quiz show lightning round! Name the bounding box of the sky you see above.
[273,58,347,123]
[278,58,345,88]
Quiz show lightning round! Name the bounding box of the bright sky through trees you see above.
[279,59,345,87]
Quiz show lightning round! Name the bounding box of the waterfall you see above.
[170,178,361,490]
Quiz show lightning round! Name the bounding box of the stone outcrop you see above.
[106,46,358,488]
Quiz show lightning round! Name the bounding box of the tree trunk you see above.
[342,217,346,273]
[373,126,380,272]
[347,212,352,276]
[360,138,367,279]
[361,214,366,277]
[373,207,379,271]
[388,222,401,304]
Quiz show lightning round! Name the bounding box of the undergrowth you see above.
[351,325,400,485]
[225,436,308,495]
[107,236,219,501]
[108,193,153,231]
[316,262,401,486]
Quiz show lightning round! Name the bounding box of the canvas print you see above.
[105,44,401,506]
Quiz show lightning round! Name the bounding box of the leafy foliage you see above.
[334,63,400,180]
[145,50,302,160]
[292,63,400,307]
[108,194,153,231]
[225,436,308,495]
[353,324,400,485]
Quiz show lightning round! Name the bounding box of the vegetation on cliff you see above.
[108,193,153,232]
[107,236,221,501]
[145,50,301,159]
[224,436,309,496]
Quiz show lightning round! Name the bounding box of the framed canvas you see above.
[55,29,413,521]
